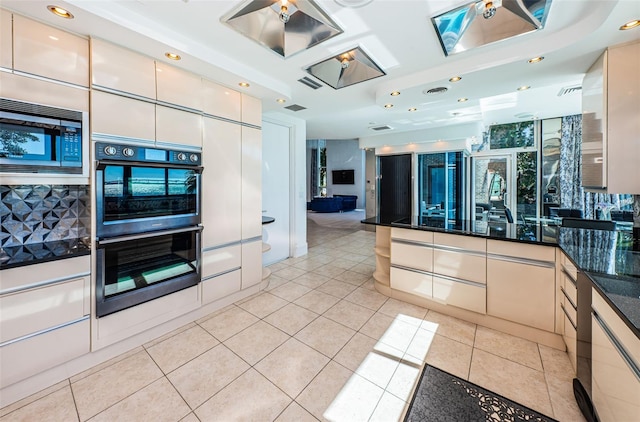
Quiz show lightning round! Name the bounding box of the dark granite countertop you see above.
[363,215,640,338]
[0,238,91,270]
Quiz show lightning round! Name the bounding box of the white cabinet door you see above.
[202,79,241,121]
[155,105,202,148]
[202,270,241,305]
[0,9,11,69]
[390,267,433,300]
[433,233,486,284]
[91,91,155,141]
[156,61,203,111]
[241,126,262,240]
[241,93,262,126]
[91,38,156,99]
[202,118,242,248]
[487,258,555,332]
[432,276,486,315]
[241,240,263,289]
[13,14,89,87]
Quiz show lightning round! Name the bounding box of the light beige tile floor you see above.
[0,217,586,422]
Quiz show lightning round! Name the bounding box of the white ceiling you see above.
[4,0,639,142]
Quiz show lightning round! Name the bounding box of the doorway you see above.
[472,155,514,222]
[262,121,291,265]
[379,154,412,223]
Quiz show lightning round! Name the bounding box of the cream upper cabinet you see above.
[241,126,262,239]
[155,105,202,148]
[202,118,242,248]
[156,61,203,111]
[0,9,12,69]
[91,38,156,99]
[91,91,155,141]
[582,40,640,194]
[486,240,556,332]
[241,93,262,127]
[202,79,241,121]
[12,14,88,87]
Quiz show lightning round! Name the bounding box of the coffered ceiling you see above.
[3,0,639,141]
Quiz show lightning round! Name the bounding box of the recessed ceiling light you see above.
[620,19,640,30]
[47,5,73,19]
[165,52,181,61]
[528,56,544,64]
[384,104,394,109]
[238,82,250,88]
[390,91,400,96]
[458,97,468,102]
[276,98,286,104]
[449,76,462,82]
[517,85,530,91]
[408,107,417,112]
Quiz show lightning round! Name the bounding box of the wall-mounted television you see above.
[332,169,355,185]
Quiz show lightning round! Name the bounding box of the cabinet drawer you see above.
[391,228,433,244]
[390,267,432,300]
[487,259,555,332]
[592,312,640,422]
[487,239,555,262]
[433,276,486,314]
[562,272,577,304]
[391,241,433,272]
[13,14,89,87]
[562,311,577,374]
[0,318,89,387]
[434,233,486,253]
[433,248,486,284]
[92,91,155,141]
[0,277,87,343]
[202,269,241,305]
[202,245,241,279]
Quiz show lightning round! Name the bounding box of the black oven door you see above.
[96,160,201,238]
[96,226,202,317]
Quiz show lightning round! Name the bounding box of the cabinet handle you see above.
[0,316,89,348]
[487,253,555,268]
[391,264,433,277]
[0,272,90,296]
[391,238,432,248]
[561,266,577,287]
[433,244,486,258]
[434,273,486,288]
[561,304,577,330]
[202,266,241,281]
[592,310,640,382]
[560,286,577,310]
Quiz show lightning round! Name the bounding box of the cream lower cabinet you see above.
[201,245,242,304]
[591,290,640,422]
[487,240,556,332]
[432,233,486,314]
[559,252,579,372]
[0,256,90,387]
[390,228,434,299]
[241,240,263,289]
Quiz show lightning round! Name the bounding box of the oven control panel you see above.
[96,143,201,165]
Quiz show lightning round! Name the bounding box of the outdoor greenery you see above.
[489,121,534,149]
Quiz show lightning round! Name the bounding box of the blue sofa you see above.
[309,195,358,213]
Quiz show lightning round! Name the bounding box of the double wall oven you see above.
[95,142,203,317]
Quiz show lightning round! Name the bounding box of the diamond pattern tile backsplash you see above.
[0,185,90,247]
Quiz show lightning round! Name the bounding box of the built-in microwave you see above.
[0,98,84,174]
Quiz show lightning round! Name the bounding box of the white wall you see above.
[263,111,308,258]
[326,139,366,209]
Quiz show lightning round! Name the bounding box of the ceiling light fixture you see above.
[165,52,181,60]
[483,1,496,19]
[306,46,385,90]
[528,56,544,63]
[619,19,640,30]
[384,104,394,109]
[390,91,401,96]
[47,5,73,19]
[517,85,530,91]
[276,98,286,103]
[408,107,417,112]
[238,82,250,88]
[222,0,342,58]
[458,97,468,102]
[449,76,462,82]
